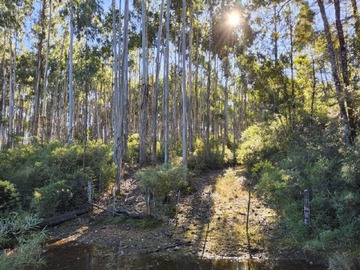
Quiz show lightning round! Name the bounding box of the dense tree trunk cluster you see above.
[0,0,358,186]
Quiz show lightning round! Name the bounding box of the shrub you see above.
[135,164,188,216]
[187,138,230,175]
[31,180,70,218]
[328,251,359,270]
[236,120,285,172]
[0,140,114,217]
[125,133,140,164]
[0,180,20,212]
[238,120,360,263]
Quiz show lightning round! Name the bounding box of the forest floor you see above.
[46,167,304,262]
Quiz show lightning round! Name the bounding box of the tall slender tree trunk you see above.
[41,0,52,142]
[103,83,108,143]
[287,9,296,127]
[194,27,200,140]
[181,0,187,178]
[50,32,65,141]
[8,34,14,148]
[31,0,46,137]
[68,0,74,144]
[206,3,213,156]
[139,0,148,167]
[164,0,171,164]
[0,31,7,150]
[122,0,130,159]
[351,0,360,49]
[223,70,228,157]
[334,0,356,143]
[171,49,179,152]
[317,0,352,146]
[188,3,194,153]
[151,0,165,164]
[310,58,316,126]
[112,0,120,166]
[273,4,278,64]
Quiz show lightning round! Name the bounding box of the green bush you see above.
[31,180,69,218]
[125,133,140,164]
[238,120,360,263]
[236,120,286,173]
[328,251,359,270]
[0,180,20,212]
[187,138,232,174]
[0,140,114,218]
[135,164,188,216]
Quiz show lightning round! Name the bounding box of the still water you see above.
[39,242,326,270]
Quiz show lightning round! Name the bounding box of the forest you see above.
[0,0,359,269]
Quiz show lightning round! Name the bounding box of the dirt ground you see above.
[46,167,303,262]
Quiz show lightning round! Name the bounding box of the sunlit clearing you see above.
[227,11,242,27]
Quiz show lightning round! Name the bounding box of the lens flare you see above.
[227,11,241,27]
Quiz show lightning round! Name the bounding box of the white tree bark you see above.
[139,0,148,167]
[41,0,52,142]
[181,0,187,178]
[151,0,165,164]
[68,0,74,144]
[0,31,7,149]
[164,0,171,164]
[8,34,14,148]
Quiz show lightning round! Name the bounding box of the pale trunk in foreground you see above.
[164,0,171,164]
[139,0,148,167]
[68,0,74,144]
[151,0,165,164]
[181,0,187,178]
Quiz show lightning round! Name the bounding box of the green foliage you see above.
[135,163,188,216]
[327,251,360,270]
[136,163,187,197]
[236,121,286,173]
[0,140,114,218]
[0,180,20,212]
[0,212,46,269]
[125,133,140,164]
[32,180,74,218]
[187,137,232,175]
[242,121,360,264]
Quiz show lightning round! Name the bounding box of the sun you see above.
[227,11,242,27]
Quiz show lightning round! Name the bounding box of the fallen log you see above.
[90,203,147,219]
[38,206,91,228]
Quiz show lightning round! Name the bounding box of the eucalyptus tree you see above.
[205,1,214,156]
[31,0,47,137]
[0,32,6,149]
[0,0,32,149]
[333,0,357,143]
[351,0,360,52]
[68,0,74,144]
[317,0,352,146]
[181,0,187,177]
[139,0,148,167]
[151,0,165,164]
[164,0,171,164]
[40,0,52,142]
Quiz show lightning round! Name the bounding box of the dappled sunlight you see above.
[195,168,277,259]
[46,225,89,248]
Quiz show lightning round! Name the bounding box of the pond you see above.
[38,242,326,270]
